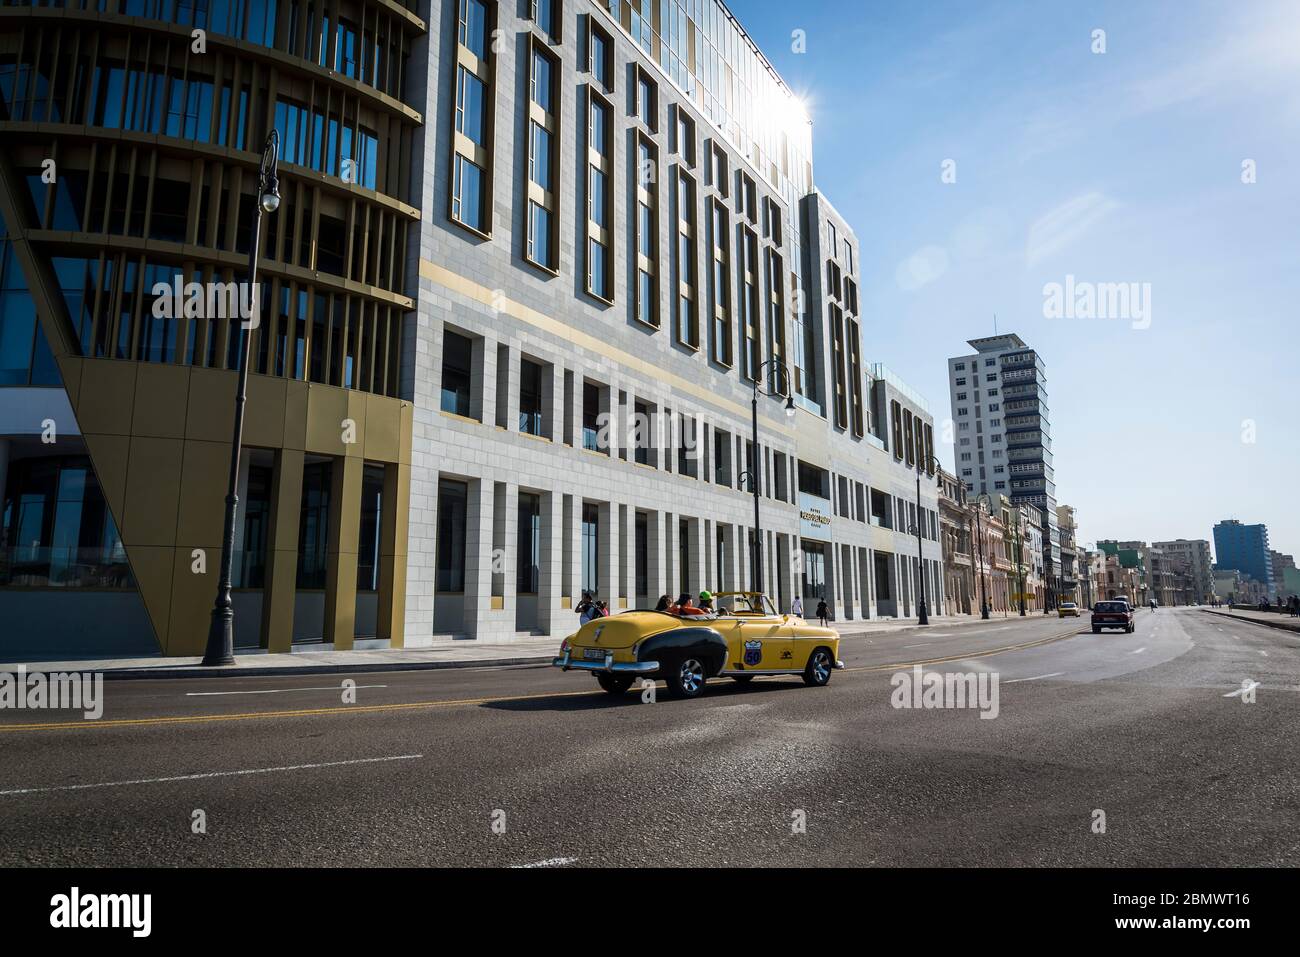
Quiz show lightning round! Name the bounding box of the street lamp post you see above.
[738,359,795,595]
[912,454,942,625]
[972,492,992,619]
[202,131,281,667]
[1010,509,1027,616]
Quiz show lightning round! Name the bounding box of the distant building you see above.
[1213,520,1274,599]
[1153,539,1214,604]
[947,334,1060,607]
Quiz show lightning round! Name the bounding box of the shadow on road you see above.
[480,676,803,712]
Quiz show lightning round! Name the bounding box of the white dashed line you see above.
[515,857,579,868]
[1130,647,1146,655]
[1005,672,1065,684]
[1223,682,1260,698]
[0,754,423,797]
[185,685,388,697]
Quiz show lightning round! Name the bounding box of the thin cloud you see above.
[1025,192,1121,266]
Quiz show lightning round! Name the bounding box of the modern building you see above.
[1212,519,1274,599]
[947,333,1060,608]
[1153,538,1213,604]
[0,0,422,658]
[0,0,946,658]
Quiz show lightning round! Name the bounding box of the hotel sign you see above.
[799,492,833,540]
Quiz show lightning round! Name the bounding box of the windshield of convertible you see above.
[713,593,779,617]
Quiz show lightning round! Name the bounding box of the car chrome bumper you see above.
[553,651,659,674]
[835,659,846,670]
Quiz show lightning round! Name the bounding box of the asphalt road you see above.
[1,608,1296,866]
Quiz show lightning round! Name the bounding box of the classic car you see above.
[553,591,843,699]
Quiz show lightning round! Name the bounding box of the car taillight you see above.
[560,638,570,654]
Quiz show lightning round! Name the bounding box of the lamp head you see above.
[261,172,281,213]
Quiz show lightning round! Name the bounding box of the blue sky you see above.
[738,0,1300,559]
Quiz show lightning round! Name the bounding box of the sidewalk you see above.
[1,611,1042,679]
[1201,606,1300,634]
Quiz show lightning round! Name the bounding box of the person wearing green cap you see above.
[698,590,714,613]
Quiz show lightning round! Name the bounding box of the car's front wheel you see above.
[663,657,708,699]
[596,673,634,695]
[802,647,834,687]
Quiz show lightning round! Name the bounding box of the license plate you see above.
[582,648,606,661]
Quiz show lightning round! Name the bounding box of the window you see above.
[588,21,612,89]
[634,135,658,324]
[450,0,494,235]
[708,198,731,365]
[517,492,541,594]
[519,358,544,435]
[673,168,697,345]
[673,106,695,165]
[956,392,967,401]
[955,362,966,370]
[530,0,560,42]
[985,357,996,366]
[709,141,728,196]
[584,88,613,299]
[765,248,786,392]
[525,42,559,271]
[582,381,602,452]
[986,373,997,382]
[581,503,599,595]
[635,69,656,130]
[958,407,968,416]
[738,227,760,380]
[441,330,474,417]
[436,479,468,592]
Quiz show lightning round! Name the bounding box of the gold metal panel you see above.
[377,550,407,648]
[304,384,350,455]
[131,362,191,439]
[262,548,300,653]
[399,400,413,465]
[124,544,176,653]
[282,379,310,450]
[184,366,237,443]
[81,432,131,515]
[77,358,138,435]
[363,391,401,462]
[174,438,234,549]
[121,436,184,547]
[57,355,83,407]
[244,373,288,449]
[166,547,220,657]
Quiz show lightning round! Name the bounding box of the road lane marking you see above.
[514,857,579,868]
[1259,651,1269,657]
[1223,682,1260,698]
[1004,672,1065,684]
[0,754,423,796]
[0,630,1082,734]
[1130,647,1146,655]
[185,685,388,697]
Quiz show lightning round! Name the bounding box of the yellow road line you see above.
[0,628,1083,734]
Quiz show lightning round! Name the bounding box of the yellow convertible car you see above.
[553,591,843,699]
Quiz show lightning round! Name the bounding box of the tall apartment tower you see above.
[1213,520,1274,598]
[947,334,1060,604]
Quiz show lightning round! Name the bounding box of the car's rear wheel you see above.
[663,657,708,699]
[803,647,834,687]
[596,673,634,695]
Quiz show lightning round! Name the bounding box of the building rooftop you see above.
[966,333,1027,352]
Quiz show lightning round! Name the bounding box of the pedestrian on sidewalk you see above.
[816,597,829,627]
[791,595,804,619]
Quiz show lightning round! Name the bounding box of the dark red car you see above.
[1091,600,1135,634]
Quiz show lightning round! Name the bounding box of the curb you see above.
[55,654,558,681]
[837,615,1060,641]
[1200,609,1300,636]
